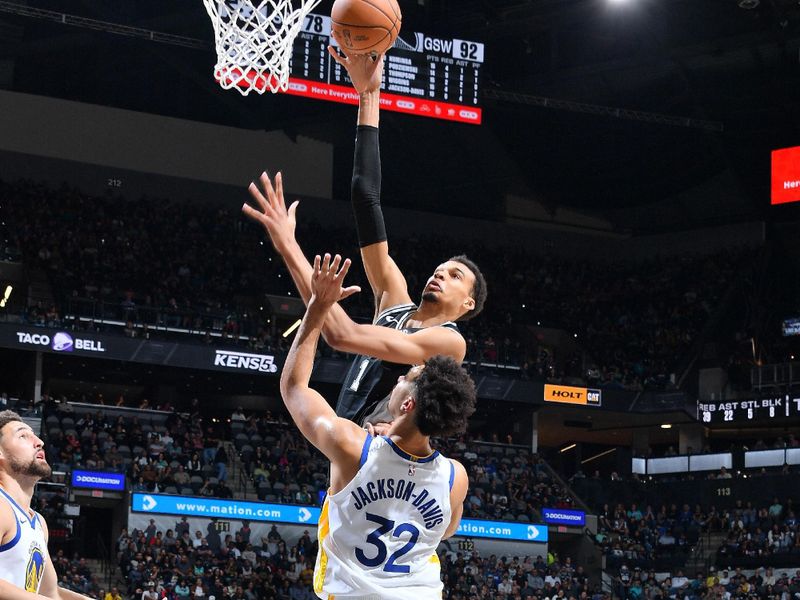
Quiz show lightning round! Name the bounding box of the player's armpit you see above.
[443,460,469,540]
[328,320,466,365]
[359,242,413,315]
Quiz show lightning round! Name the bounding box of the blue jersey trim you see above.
[0,513,21,552]
[359,433,373,468]
[0,488,37,529]
[449,461,455,491]
[382,436,440,463]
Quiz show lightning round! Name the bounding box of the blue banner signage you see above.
[72,470,126,491]
[131,493,320,525]
[131,494,548,543]
[456,518,548,542]
[542,508,586,527]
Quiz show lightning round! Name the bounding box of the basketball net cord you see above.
[202,0,322,95]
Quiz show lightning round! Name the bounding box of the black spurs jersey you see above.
[335,303,460,424]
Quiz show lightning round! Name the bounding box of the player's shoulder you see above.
[447,458,468,487]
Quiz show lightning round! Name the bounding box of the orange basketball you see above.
[331,0,402,55]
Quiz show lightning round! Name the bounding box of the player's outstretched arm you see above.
[443,460,469,540]
[0,580,65,600]
[244,173,464,364]
[279,253,367,464]
[328,46,413,316]
[327,44,382,127]
[332,318,466,364]
[243,171,362,331]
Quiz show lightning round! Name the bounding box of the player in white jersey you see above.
[0,410,96,600]
[280,254,476,600]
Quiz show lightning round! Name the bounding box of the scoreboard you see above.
[699,395,800,425]
[282,13,484,125]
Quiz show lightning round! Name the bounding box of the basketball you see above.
[331,0,402,55]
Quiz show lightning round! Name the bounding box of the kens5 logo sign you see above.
[544,384,601,406]
[213,350,277,373]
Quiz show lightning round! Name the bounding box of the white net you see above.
[202,0,322,95]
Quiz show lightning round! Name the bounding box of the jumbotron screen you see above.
[771,145,800,205]
[282,13,484,125]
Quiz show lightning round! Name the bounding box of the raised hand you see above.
[311,253,361,308]
[327,43,384,95]
[242,171,298,254]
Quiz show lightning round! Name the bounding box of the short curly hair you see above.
[449,255,487,321]
[412,356,477,437]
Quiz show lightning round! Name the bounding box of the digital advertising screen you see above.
[131,494,547,542]
[542,508,586,527]
[71,470,126,491]
[782,317,800,336]
[280,13,484,125]
[771,146,800,205]
[543,384,601,407]
[698,395,800,425]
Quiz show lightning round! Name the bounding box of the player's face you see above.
[388,365,424,417]
[0,422,51,479]
[421,261,476,315]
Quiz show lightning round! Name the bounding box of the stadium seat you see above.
[234,433,248,451]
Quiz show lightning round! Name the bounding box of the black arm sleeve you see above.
[351,125,386,248]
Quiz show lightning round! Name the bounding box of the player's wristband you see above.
[351,125,387,248]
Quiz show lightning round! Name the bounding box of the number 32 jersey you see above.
[314,435,454,600]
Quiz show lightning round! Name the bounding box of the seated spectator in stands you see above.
[104,587,122,600]
[140,582,158,600]
[768,497,783,519]
[213,441,228,482]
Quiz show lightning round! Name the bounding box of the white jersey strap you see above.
[374,303,416,324]
[0,488,37,529]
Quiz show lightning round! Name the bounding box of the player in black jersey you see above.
[243,47,487,429]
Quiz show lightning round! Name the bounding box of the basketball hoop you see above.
[202,0,322,95]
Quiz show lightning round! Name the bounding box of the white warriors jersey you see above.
[0,487,47,594]
[314,435,454,600]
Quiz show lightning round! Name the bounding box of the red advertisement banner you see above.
[280,78,482,125]
[771,146,800,205]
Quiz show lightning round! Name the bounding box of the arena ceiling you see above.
[2,0,800,232]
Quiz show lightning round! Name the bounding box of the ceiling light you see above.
[660,423,672,429]
[560,443,577,453]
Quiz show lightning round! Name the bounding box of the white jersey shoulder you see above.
[314,435,454,600]
[0,488,48,594]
